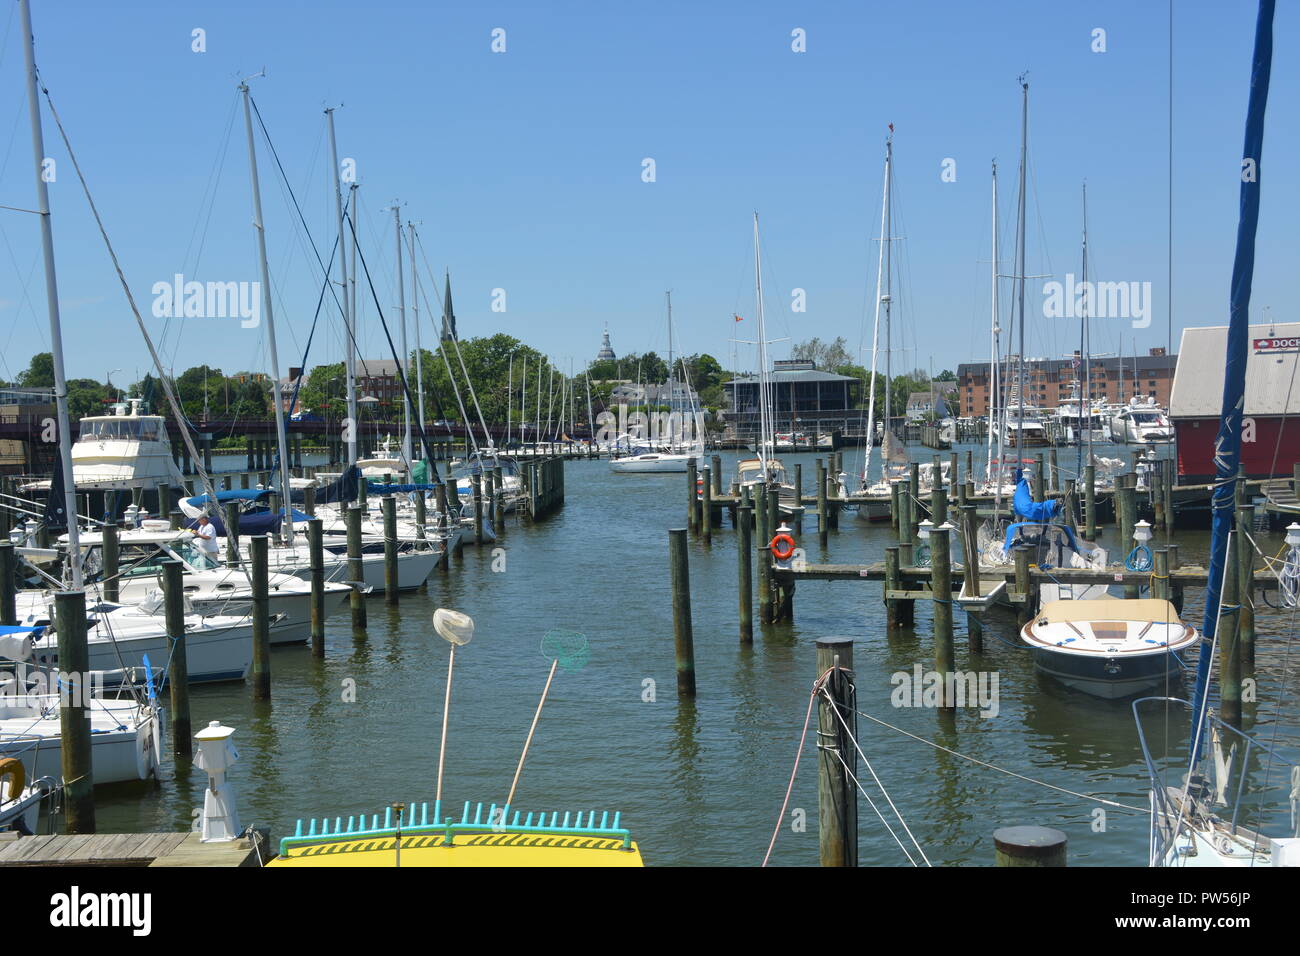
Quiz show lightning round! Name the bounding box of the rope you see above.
[761,666,824,866]
[1126,543,1153,572]
[853,708,1147,813]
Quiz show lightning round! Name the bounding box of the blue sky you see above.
[0,0,1295,387]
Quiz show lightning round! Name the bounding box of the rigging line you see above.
[818,684,930,865]
[825,744,920,867]
[283,233,339,419]
[852,707,1148,813]
[344,209,441,473]
[762,666,827,867]
[37,78,219,506]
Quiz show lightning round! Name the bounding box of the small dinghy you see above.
[1020,598,1198,699]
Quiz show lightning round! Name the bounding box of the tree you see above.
[935,369,956,382]
[16,352,54,388]
[791,337,852,371]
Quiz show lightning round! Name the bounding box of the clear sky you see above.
[0,0,1295,388]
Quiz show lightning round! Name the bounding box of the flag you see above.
[734,313,743,322]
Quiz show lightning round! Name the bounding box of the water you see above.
[90,445,1300,866]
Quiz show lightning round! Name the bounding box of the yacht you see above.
[1109,397,1174,444]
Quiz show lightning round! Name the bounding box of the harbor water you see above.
[88,446,1300,866]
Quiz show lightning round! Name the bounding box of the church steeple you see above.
[441,271,457,341]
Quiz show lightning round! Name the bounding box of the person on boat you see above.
[190,514,220,568]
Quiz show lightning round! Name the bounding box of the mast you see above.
[20,0,81,587]
[883,135,894,440]
[325,108,357,465]
[1013,77,1029,463]
[519,353,527,445]
[862,135,889,486]
[409,223,424,449]
[240,79,293,545]
[989,160,1005,498]
[753,212,772,477]
[506,353,513,445]
[393,205,411,464]
[665,291,674,448]
[1081,183,1092,478]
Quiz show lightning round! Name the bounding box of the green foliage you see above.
[16,352,54,388]
[791,336,853,371]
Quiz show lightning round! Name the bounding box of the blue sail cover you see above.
[184,508,311,538]
[1012,475,1059,523]
[184,488,268,510]
[1191,0,1275,746]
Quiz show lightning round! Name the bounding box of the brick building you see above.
[955,349,1176,417]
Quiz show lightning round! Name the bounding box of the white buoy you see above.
[194,720,241,843]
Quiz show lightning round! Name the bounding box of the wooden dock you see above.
[0,829,270,867]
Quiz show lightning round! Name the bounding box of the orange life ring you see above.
[0,757,25,802]
[770,533,796,561]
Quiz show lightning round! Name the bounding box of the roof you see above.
[956,354,1177,378]
[726,368,858,385]
[1169,323,1300,418]
[357,359,401,378]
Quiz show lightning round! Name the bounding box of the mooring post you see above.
[930,468,947,527]
[817,459,829,546]
[346,503,367,631]
[0,542,15,626]
[435,484,454,567]
[382,495,399,605]
[1167,543,1184,613]
[414,489,427,542]
[994,826,1067,867]
[1062,479,1078,533]
[884,546,901,630]
[1237,503,1256,671]
[160,558,192,757]
[308,517,325,657]
[899,488,914,566]
[1119,479,1139,599]
[1152,547,1170,602]
[701,466,713,543]
[492,466,504,532]
[472,474,484,545]
[303,484,316,518]
[95,523,119,604]
[55,590,95,833]
[1013,544,1033,625]
[1048,448,1059,493]
[686,459,698,534]
[960,504,983,652]
[250,535,271,700]
[1033,454,1045,501]
[738,503,753,644]
[669,528,696,696]
[224,501,241,568]
[815,637,857,867]
[711,455,722,496]
[889,480,900,534]
[756,482,772,624]
[932,526,955,710]
[794,462,803,533]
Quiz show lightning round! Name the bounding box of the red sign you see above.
[1253,337,1300,352]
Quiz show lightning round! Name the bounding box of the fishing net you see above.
[541,628,589,671]
[433,608,475,646]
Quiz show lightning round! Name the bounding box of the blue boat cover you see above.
[1012,475,1060,523]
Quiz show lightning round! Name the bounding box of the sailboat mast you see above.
[1014,77,1029,457]
[862,136,890,485]
[883,136,894,435]
[1081,183,1092,478]
[20,0,81,587]
[506,354,513,445]
[240,80,294,545]
[409,223,424,442]
[393,206,411,464]
[519,354,527,445]
[988,160,1003,489]
[753,212,771,477]
[325,108,358,465]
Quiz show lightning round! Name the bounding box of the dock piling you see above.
[55,589,95,833]
[346,503,367,631]
[815,637,857,867]
[669,528,696,696]
[308,517,325,657]
[250,535,271,700]
[161,559,192,757]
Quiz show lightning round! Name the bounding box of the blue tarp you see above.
[1012,475,1060,523]
[184,488,268,509]
[184,507,311,538]
[367,483,437,494]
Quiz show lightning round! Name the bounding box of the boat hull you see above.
[1032,647,1183,699]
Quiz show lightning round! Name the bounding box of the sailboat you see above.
[855,132,913,522]
[610,292,705,474]
[1134,0,1299,867]
[732,215,798,512]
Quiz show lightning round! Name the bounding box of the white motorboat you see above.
[0,760,48,834]
[452,451,524,510]
[1109,397,1174,444]
[1000,406,1050,447]
[1020,598,1196,699]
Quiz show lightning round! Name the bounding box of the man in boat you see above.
[190,514,220,569]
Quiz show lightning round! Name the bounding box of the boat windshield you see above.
[78,418,164,442]
[1129,412,1165,424]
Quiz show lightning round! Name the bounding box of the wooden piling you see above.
[756,483,772,625]
[308,517,325,657]
[1237,503,1255,670]
[346,504,367,631]
[54,590,95,833]
[686,459,699,534]
[472,474,484,545]
[932,526,955,710]
[994,826,1067,867]
[668,528,696,696]
[815,637,857,867]
[382,495,399,605]
[1013,545,1033,625]
[0,542,15,626]
[738,503,753,644]
[817,459,829,546]
[1084,463,1096,540]
[250,535,271,700]
[1152,548,1170,602]
[161,559,191,757]
[1033,454,1045,501]
[224,502,241,567]
[303,485,316,518]
[1048,448,1059,493]
[701,466,713,543]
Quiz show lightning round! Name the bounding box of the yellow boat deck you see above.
[269,830,643,867]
